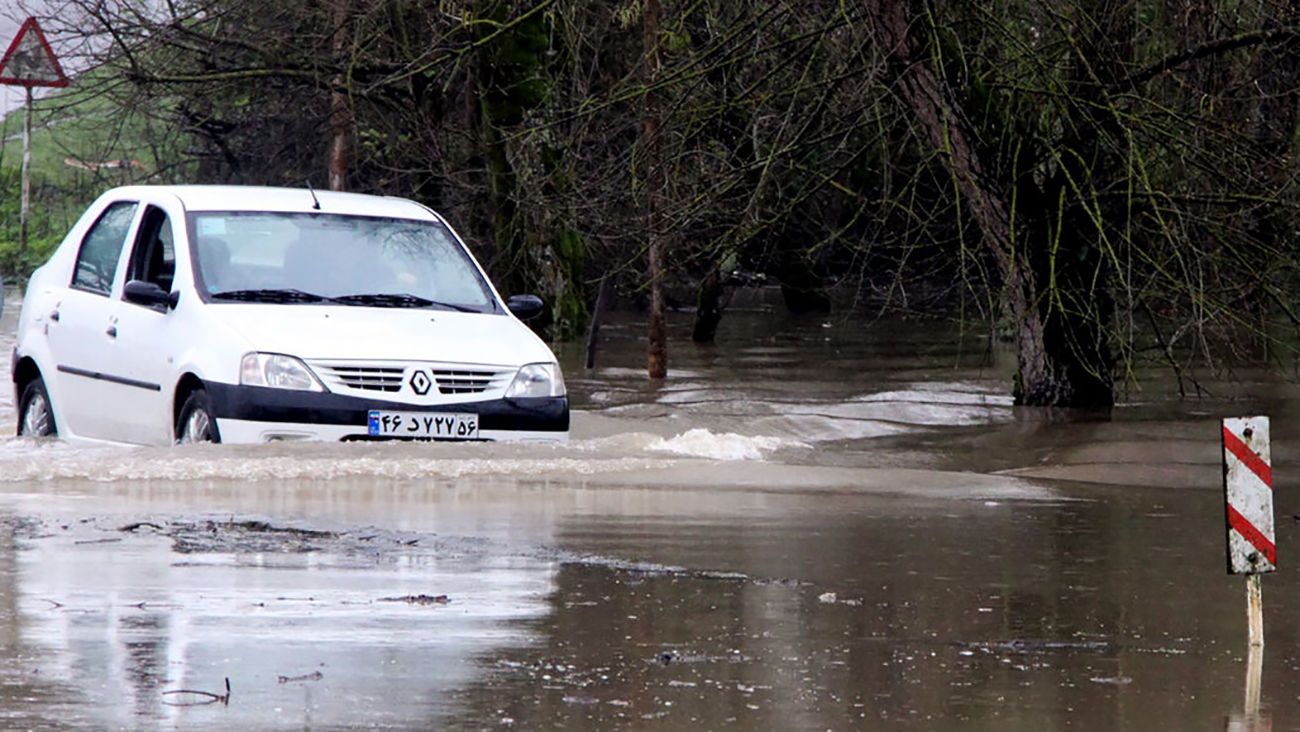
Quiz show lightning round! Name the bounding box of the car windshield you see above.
[187,212,497,312]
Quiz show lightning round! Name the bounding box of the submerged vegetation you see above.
[4,0,1300,404]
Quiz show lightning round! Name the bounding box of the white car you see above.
[11,185,568,445]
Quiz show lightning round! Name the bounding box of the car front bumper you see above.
[205,383,568,443]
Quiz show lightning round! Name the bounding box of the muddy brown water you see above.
[1,291,1299,730]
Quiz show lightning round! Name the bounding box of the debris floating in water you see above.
[379,594,451,605]
[278,670,324,684]
[162,677,231,706]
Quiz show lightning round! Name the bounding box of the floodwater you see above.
[0,290,1298,730]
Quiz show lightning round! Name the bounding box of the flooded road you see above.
[1,290,1298,729]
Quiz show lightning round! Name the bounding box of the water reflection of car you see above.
[11,185,568,445]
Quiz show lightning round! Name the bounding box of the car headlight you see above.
[505,362,566,398]
[240,352,325,391]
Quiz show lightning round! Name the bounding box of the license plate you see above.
[367,411,479,439]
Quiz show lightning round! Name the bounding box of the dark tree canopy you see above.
[7,0,1300,402]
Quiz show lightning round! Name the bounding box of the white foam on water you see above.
[854,382,1013,406]
[743,414,910,442]
[0,422,805,483]
[0,439,680,482]
[572,431,665,452]
[645,428,805,461]
[779,398,1008,428]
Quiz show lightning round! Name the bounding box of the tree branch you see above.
[1124,27,1300,88]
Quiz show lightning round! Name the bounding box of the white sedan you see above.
[11,185,568,445]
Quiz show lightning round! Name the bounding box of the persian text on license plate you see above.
[367,411,479,439]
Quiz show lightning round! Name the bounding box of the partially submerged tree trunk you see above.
[870,0,1113,408]
[776,245,831,315]
[586,275,611,368]
[692,262,725,343]
[644,0,667,379]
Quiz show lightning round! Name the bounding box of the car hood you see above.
[208,304,555,366]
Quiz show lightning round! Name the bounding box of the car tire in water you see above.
[18,376,57,437]
[176,389,221,444]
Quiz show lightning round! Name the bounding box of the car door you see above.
[44,199,141,440]
[99,201,189,445]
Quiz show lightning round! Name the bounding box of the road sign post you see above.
[1222,415,1273,647]
[1223,417,1275,567]
[21,85,32,256]
[0,17,69,258]
[1222,416,1273,723]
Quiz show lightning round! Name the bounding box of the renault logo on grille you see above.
[409,369,433,395]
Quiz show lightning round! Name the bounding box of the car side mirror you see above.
[506,294,544,320]
[124,279,178,309]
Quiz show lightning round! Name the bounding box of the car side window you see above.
[72,201,138,294]
[125,205,176,294]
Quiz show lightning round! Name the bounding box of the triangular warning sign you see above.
[0,18,68,88]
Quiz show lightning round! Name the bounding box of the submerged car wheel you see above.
[176,389,221,444]
[17,377,57,437]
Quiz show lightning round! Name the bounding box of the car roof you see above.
[104,185,436,219]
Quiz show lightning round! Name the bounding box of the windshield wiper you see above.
[332,293,481,312]
[210,288,333,303]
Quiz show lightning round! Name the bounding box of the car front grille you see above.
[432,369,499,394]
[323,365,405,392]
[311,361,513,397]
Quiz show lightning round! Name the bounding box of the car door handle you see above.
[106,326,117,338]
[49,310,59,322]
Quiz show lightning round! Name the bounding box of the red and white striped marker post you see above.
[1222,416,1273,651]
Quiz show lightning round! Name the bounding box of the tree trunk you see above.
[327,0,351,191]
[482,118,521,289]
[692,263,724,343]
[870,0,1112,408]
[776,244,831,315]
[644,0,667,379]
[586,275,611,368]
[472,0,557,299]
